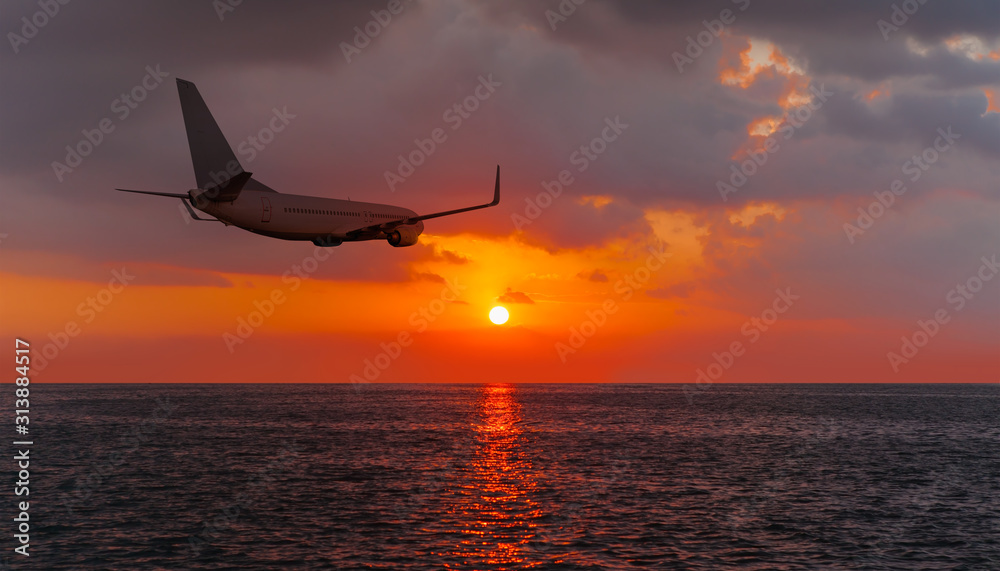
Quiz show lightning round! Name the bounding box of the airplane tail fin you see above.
[176,78,248,197]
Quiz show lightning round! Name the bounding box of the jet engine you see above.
[387,225,420,247]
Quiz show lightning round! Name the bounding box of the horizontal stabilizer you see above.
[116,189,189,199]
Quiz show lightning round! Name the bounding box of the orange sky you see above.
[2,3,998,383]
[6,201,998,382]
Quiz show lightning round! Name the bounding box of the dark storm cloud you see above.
[821,90,1000,154]
[603,0,1000,43]
[495,0,1000,76]
[0,0,417,173]
[473,0,999,206]
[1,0,998,273]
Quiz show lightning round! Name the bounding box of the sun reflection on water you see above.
[443,384,545,570]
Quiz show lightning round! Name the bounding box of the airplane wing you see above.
[346,165,500,238]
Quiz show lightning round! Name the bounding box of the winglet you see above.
[368,164,503,227]
[491,165,500,206]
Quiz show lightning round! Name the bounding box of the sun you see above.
[489,306,509,325]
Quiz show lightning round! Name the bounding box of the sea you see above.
[9,383,1000,570]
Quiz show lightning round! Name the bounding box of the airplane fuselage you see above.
[118,79,496,247]
[190,188,423,245]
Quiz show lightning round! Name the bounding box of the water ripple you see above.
[13,383,1000,570]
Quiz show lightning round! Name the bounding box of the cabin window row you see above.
[284,208,357,216]
[282,207,404,220]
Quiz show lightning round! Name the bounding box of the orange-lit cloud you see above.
[577,195,614,209]
[719,37,814,154]
[985,89,1000,114]
[4,1,999,385]
[944,34,1000,61]
[866,83,891,102]
[497,287,535,304]
[728,203,787,228]
[7,193,998,384]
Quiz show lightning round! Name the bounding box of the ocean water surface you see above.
[12,383,1000,569]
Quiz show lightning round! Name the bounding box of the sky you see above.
[1,0,998,383]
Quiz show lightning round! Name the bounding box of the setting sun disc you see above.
[489,306,509,325]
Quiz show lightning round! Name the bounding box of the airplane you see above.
[117,78,499,247]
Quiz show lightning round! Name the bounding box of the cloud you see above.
[647,283,690,299]
[578,269,609,282]
[497,287,535,304]
[1,0,998,383]
[413,271,445,283]
[0,251,233,287]
[4,0,998,267]
[437,248,471,264]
